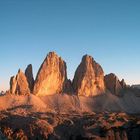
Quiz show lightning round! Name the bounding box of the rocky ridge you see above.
[9,51,130,97]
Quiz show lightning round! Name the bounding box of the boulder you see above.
[72,55,105,97]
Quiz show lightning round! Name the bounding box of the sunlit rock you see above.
[33,52,68,96]
[10,69,30,95]
[73,55,105,97]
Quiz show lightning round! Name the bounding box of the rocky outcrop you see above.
[104,73,126,95]
[10,69,30,95]
[25,64,34,92]
[33,52,68,96]
[72,55,105,97]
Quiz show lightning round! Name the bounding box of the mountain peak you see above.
[73,54,105,97]
[33,52,68,96]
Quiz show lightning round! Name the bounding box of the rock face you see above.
[33,52,68,96]
[104,73,126,95]
[25,64,34,92]
[72,55,105,97]
[10,69,30,95]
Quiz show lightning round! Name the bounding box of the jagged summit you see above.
[8,51,129,97]
[47,51,60,57]
[82,54,94,62]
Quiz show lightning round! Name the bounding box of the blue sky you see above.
[0,0,140,91]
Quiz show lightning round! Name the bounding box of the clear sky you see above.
[0,0,140,91]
